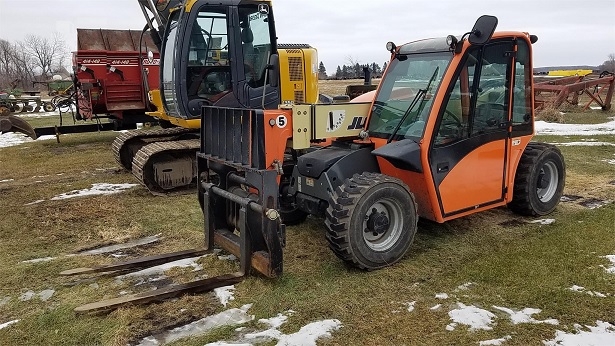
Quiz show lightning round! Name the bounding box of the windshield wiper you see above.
[386,67,439,143]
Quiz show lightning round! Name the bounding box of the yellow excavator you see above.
[113,0,320,196]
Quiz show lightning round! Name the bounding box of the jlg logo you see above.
[347,116,366,130]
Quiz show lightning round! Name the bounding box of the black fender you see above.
[289,145,380,211]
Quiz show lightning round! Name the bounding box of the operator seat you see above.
[240,21,257,85]
[474,92,505,133]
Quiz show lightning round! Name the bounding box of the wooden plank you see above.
[60,249,209,276]
[74,273,244,313]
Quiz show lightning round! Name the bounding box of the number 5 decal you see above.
[276,115,287,128]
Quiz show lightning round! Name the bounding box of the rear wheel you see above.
[508,142,565,216]
[325,172,418,270]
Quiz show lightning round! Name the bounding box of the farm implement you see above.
[0,28,161,140]
[534,71,614,110]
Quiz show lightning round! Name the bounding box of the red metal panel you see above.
[74,29,161,118]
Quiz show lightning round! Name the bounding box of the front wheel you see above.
[508,142,565,216]
[325,172,418,270]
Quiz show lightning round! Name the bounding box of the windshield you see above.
[368,52,452,140]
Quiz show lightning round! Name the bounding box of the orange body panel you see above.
[376,153,438,221]
[262,109,294,172]
[438,140,505,214]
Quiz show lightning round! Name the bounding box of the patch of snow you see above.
[435,293,449,299]
[0,297,10,306]
[89,283,99,289]
[115,256,205,280]
[38,289,55,301]
[18,291,36,301]
[536,119,615,136]
[50,183,138,200]
[584,200,612,209]
[133,275,168,287]
[530,219,556,225]
[214,285,236,307]
[0,132,55,148]
[0,320,19,330]
[80,235,161,255]
[602,159,615,165]
[0,179,14,183]
[135,304,254,346]
[543,321,615,346]
[24,199,44,206]
[18,289,54,302]
[274,319,342,346]
[455,282,475,291]
[406,301,416,312]
[568,285,609,298]
[492,306,558,325]
[602,255,615,274]
[480,335,512,346]
[218,254,237,261]
[20,256,55,264]
[259,312,292,329]
[549,142,615,147]
[447,303,495,331]
[205,343,252,346]
[430,304,441,310]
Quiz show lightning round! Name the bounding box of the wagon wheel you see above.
[43,102,56,112]
[325,172,418,269]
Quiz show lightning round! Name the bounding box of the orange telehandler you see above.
[196,14,565,273]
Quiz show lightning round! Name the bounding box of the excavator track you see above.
[111,127,196,171]
[132,139,201,196]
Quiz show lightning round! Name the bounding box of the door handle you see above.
[437,162,449,173]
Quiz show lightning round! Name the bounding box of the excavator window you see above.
[186,11,231,102]
[238,6,273,88]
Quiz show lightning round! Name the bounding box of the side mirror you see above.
[468,15,498,45]
[268,53,279,88]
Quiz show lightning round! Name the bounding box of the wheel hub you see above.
[537,170,550,189]
[365,208,390,236]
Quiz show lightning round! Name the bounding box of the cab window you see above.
[239,7,273,88]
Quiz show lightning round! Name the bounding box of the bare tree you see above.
[598,53,615,73]
[23,33,68,79]
[0,38,36,90]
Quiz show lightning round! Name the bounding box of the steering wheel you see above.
[443,109,462,127]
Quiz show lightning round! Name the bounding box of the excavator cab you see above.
[159,0,280,124]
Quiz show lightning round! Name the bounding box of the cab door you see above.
[428,40,515,217]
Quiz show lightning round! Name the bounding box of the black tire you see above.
[508,142,565,216]
[325,172,418,270]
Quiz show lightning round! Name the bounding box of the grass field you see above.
[0,82,613,346]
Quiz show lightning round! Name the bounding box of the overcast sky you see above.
[0,0,613,71]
